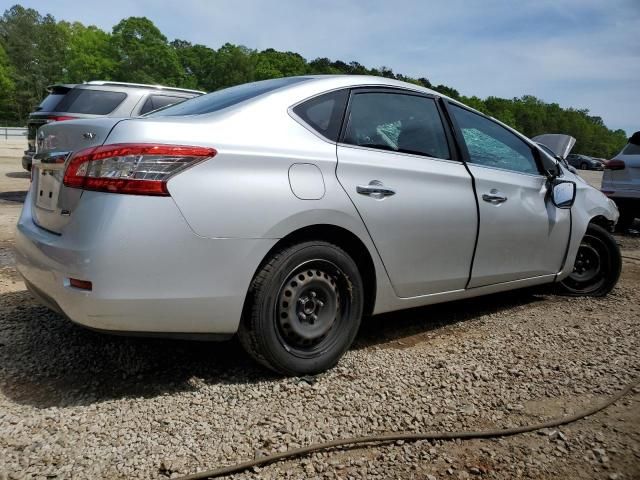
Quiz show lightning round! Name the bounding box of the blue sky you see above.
[5,0,640,136]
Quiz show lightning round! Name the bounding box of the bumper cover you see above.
[15,189,276,334]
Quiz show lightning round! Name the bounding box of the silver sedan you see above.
[15,75,621,375]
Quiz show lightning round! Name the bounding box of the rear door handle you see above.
[357,180,396,199]
[482,189,508,204]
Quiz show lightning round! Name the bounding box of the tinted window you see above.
[292,89,348,141]
[148,77,310,117]
[139,95,188,115]
[343,92,451,159]
[55,89,127,115]
[36,93,65,112]
[450,104,538,174]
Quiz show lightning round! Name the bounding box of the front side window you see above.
[342,92,451,159]
[55,89,127,115]
[449,104,539,174]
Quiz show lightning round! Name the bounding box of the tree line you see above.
[0,4,628,157]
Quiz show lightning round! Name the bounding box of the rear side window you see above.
[149,77,310,117]
[55,89,127,115]
[139,95,189,115]
[36,94,66,112]
[449,104,539,174]
[292,89,348,141]
[342,92,451,159]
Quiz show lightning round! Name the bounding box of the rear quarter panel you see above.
[104,97,396,314]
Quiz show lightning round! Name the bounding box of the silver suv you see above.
[22,81,204,170]
[602,131,640,230]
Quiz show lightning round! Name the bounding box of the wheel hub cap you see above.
[569,244,600,282]
[278,268,339,345]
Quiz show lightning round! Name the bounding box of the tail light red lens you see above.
[69,278,92,290]
[63,144,216,196]
[604,159,625,170]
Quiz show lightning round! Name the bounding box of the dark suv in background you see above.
[22,81,204,170]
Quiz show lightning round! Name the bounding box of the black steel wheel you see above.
[558,224,621,296]
[239,241,363,375]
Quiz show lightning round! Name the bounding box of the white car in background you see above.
[602,131,640,231]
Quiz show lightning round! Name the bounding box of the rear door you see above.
[447,103,571,287]
[336,89,477,298]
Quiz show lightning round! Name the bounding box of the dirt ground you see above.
[0,142,638,479]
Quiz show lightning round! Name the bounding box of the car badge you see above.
[83,132,97,140]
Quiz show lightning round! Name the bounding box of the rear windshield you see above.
[148,77,310,117]
[36,93,66,112]
[622,143,640,155]
[55,89,127,115]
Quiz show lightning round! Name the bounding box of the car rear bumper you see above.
[15,189,277,335]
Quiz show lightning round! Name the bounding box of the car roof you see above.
[287,74,443,98]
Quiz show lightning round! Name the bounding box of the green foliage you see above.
[0,43,15,121]
[0,5,68,121]
[210,43,256,90]
[0,3,628,156]
[110,17,184,86]
[61,22,117,83]
[254,48,306,80]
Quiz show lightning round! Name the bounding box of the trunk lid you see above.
[31,117,127,233]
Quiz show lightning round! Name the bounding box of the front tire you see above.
[580,162,588,170]
[558,224,621,296]
[239,241,364,376]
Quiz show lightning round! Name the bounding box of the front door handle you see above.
[482,189,508,204]
[357,180,396,199]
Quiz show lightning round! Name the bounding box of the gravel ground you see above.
[0,152,639,480]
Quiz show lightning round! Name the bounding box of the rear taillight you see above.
[604,159,625,170]
[63,143,216,196]
[46,115,76,123]
[69,278,92,290]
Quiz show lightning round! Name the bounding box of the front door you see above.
[447,103,571,287]
[336,90,477,298]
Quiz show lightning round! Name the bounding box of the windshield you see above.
[147,77,310,117]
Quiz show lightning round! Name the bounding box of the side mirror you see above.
[551,180,576,209]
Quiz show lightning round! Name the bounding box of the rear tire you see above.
[557,224,621,296]
[238,241,364,376]
[580,162,588,170]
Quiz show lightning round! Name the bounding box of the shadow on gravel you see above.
[353,288,545,350]
[0,190,27,203]
[0,288,545,409]
[5,171,30,179]
[0,290,270,409]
